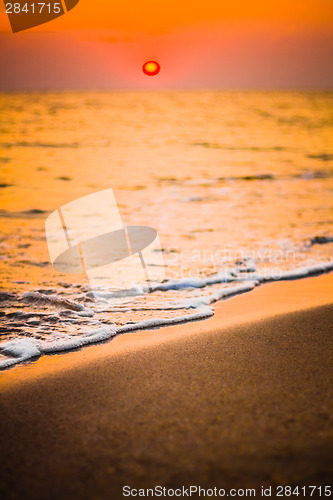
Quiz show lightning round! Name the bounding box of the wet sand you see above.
[0,274,332,500]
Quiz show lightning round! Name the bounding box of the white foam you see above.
[40,326,117,353]
[150,269,237,292]
[150,260,333,294]
[76,308,94,317]
[0,310,213,368]
[117,306,214,334]
[90,285,145,299]
[1,338,40,359]
[1,260,332,370]
[22,291,86,311]
[175,281,256,309]
[0,326,117,369]
[0,338,41,369]
[258,260,333,282]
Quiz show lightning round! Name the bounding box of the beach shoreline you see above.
[0,272,332,385]
[0,273,332,499]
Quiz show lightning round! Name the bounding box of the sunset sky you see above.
[0,0,333,89]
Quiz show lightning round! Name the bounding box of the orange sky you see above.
[0,0,333,88]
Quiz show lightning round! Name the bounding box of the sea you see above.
[0,90,332,368]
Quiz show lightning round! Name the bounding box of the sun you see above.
[142,61,161,76]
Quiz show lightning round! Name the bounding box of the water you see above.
[0,91,332,368]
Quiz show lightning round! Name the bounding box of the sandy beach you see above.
[0,273,332,499]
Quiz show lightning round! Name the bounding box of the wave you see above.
[0,308,213,369]
[310,236,333,245]
[156,171,333,186]
[1,260,332,370]
[0,209,50,219]
[190,142,287,153]
[0,141,80,149]
[0,327,117,369]
[22,291,88,312]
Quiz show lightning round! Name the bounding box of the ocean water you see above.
[0,91,332,368]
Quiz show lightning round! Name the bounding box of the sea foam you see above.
[1,260,333,370]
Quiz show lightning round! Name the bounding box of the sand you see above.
[0,274,332,500]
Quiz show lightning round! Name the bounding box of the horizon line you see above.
[1,87,333,93]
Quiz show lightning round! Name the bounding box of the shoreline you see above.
[1,261,333,371]
[0,271,332,387]
[0,273,332,499]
